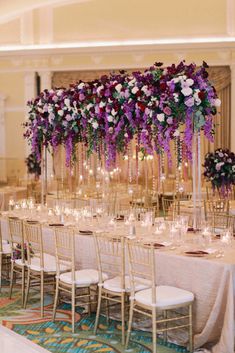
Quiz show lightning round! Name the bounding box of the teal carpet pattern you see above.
[0,281,189,353]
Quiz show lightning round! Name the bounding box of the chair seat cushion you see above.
[134,285,194,308]
[29,254,68,273]
[15,259,27,266]
[1,243,11,254]
[103,275,150,293]
[59,269,104,286]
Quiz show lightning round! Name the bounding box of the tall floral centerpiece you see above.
[203,148,235,197]
[24,61,221,206]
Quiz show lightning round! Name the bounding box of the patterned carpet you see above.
[0,280,189,353]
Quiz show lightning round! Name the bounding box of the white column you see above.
[0,94,7,182]
[38,71,54,180]
[230,64,235,152]
[24,72,36,157]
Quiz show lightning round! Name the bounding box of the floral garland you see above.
[203,148,235,194]
[25,152,41,177]
[24,61,220,167]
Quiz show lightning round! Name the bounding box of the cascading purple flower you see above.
[23,61,220,167]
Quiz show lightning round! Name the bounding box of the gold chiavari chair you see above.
[0,223,11,290]
[207,213,235,235]
[162,197,179,220]
[53,227,100,333]
[125,239,194,353]
[93,234,150,345]
[24,222,59,317]
[8,217,26,305]
[94,234,126,345]
[204,199,229,221]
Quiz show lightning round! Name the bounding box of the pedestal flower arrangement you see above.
[203,148,235,196]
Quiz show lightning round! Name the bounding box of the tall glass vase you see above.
[192,132,202,230]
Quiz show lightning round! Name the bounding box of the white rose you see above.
[107,115,113,122]
[111,108,117,116]
[214,98,221,107]
[124,133,128,138]
[58,110,64,117]
[86,103,93,111]
[57,89,63,97]
[131,86,139,94]
[97,85,104,94]
[115,84,122,93]
[157,113,165,122]
[48,105,53,113]
[77,82,85,89]
[173,130,180,137]
[64,98,70,107]
[181,87,193,96]
[129,78,136,86]
[99,101,106,108]
[92,121,98,129]
[186,78,194,86]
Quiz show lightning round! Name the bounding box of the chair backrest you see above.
[24,222,43,269]
[94,233,125,289]
[204,199,229,220]
[207,213,235,234]
[8,217,25,262]
[126,239,155,302]
[54,226,74,280]
[162,197,179,220]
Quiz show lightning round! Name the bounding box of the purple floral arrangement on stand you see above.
[24,61,220,167]
[203,148,235,196]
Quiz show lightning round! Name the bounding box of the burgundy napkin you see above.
[49,223,64,227]
[79,230,93,235]
[185,250,208,255]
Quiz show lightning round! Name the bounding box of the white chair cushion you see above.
[1,243,11,254]
[59,269,104,286]
[134,285,194,308]
[15,259,27,266]
[29,254,68,273]
[103,275,150,293]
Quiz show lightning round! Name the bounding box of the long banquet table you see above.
[0,215,234,353]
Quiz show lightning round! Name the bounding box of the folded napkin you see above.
[144,242,165,248]
[185,250,208,255]
[79,230,93,235]
[49,223,64,227]
[26,220,38,224]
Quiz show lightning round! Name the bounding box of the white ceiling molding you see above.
[0,37,235,56]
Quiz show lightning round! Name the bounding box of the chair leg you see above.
[163,310,167,343]
[189,304,193,353]
[87,286,91,316]
[125,299,134,349]
[40,271,44,318]
[0,255,2,290]
[24,269,30,309]
[21,266,25,307]
[9,262,14,299]
[71,285,76,333]
[94,286,102,334]
[152,307,157,353]
[121,293,125,345]
[52,279,59,321]
[105,292,109,324]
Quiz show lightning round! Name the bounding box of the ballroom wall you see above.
[0,0,234,181]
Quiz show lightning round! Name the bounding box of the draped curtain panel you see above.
[52,66,231,180]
